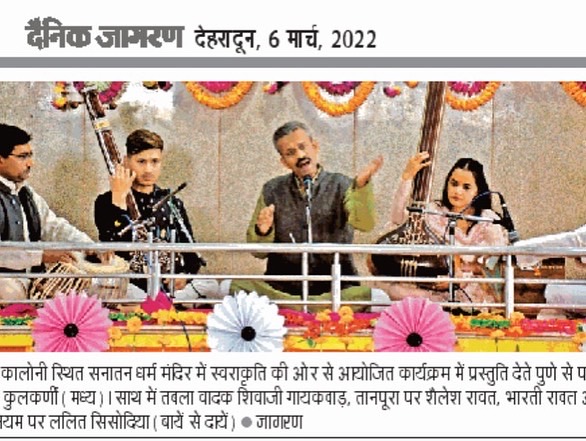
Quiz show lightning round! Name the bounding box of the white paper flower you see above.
[206,291,287,352]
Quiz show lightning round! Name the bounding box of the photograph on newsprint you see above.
[0,79,584,440]
[0,79,584,353]
[2,0,586,440]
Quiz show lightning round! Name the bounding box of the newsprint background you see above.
[1,1,586,440]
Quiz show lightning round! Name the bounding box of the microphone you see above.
[302,175,312,204]
[117,183,187,237]
[151,182,187,212]
[469,190,494,206]
[118,217,155,237]
[498,193,520,244]
[460,190,498,213]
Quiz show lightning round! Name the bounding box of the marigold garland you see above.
[184,81,254,110]
[302,81,376,117]
[263,81,289,94]
[383,81,419,98]
[383,85,402,98]
[315,81,360,96]
[72,81,127,107]
[560,81,586,106]
[197,82,237,93]
[51,81,69,110]
[445,81,501,111]
[142,81,173,91]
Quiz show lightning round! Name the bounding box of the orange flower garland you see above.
[302,81,376,117]
[445,81,501,111]
[184,81,254,110]
[560,81,586,106]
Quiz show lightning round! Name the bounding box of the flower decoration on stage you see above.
[184,81,254,110]
[140,290,174,314]
[445,81,501,111]
[72,81,127,109]
[302,81,376,117]
[51,82,80,111]
[206,290,287,352]
[560,82,586,107]
[142,81,173,91]
[315,82,360,95]
[31,291,112,352]
[263,81,290,94]
[373,297,456,352]
[383,81,419,98]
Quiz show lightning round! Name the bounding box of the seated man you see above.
[222,120,388,311]
[0,123,104,299]
[94,128,218,301]
[515,224,586,269]
[515,224,586,310]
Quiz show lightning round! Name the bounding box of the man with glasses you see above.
[0,123,99,299]
[221,120,389,311]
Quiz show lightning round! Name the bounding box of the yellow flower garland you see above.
[302,81,376,117]
[561,81,586,107]
[445,81,501,111]
[184,81,254,110]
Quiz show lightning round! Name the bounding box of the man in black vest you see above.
[224,120,388,310]
[0,123,97,299]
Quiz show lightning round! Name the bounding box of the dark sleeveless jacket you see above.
[0,182,42,272]
[261,171,359,296]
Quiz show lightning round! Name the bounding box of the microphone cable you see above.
[158,287,193,352]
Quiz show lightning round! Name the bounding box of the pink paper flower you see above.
[31,292,112,352]
[373,297,456,352]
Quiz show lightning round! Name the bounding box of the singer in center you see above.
[220,120,388,310]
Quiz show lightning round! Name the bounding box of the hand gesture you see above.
[110,163,136,209]
[402,152,431,181]
[86,250,115,265]
[356,155,384,188]
[256,204,275,235]
[42,250,77,265]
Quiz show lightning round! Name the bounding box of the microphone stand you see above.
[167,199,207,268]
[302,178,313,313]
[446,216,457,302]
[119,216,156,237]
[145,231,161,299]
[168,229,177,299]
[408,207,499,303]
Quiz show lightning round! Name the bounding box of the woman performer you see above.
[383,153,509,304]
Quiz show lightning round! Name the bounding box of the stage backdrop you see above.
[0,81,584,278]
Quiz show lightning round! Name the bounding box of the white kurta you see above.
[0,177,93,298]
[515,225,586,268]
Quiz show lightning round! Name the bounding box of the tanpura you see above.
[369,82,450,283]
